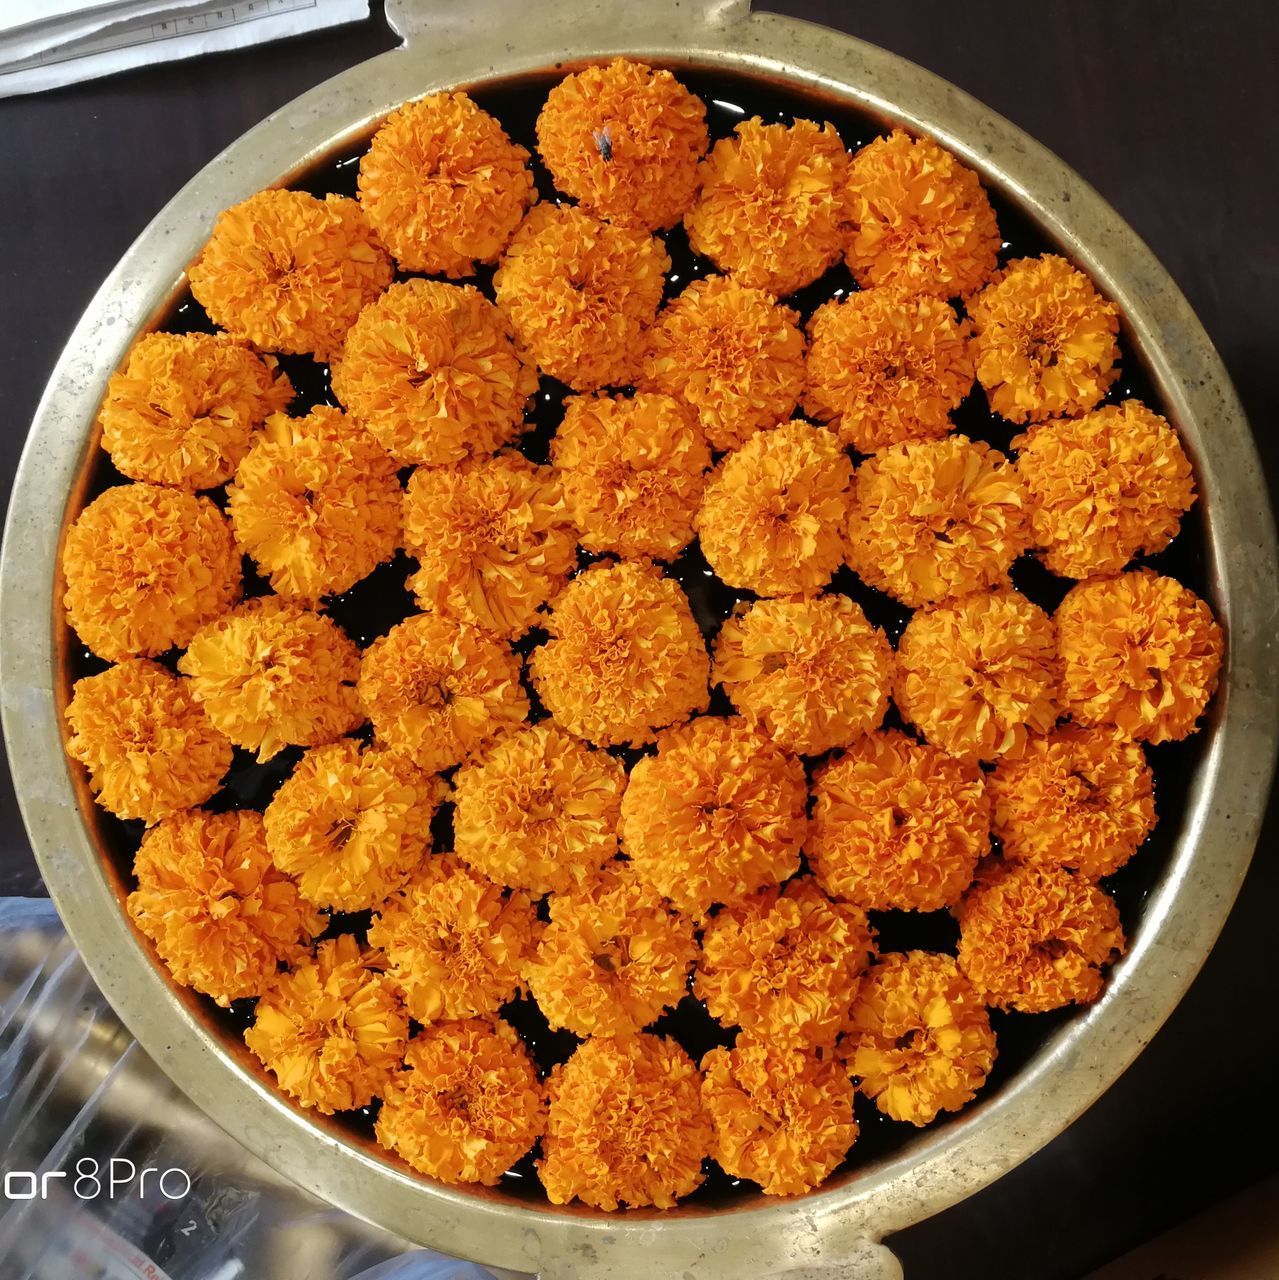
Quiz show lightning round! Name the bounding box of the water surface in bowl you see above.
[64,65,1210,1208]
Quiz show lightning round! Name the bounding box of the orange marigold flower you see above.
[368,854,538,1024]
[127,809,322,1005]
[843,951,996,1126]
[802,288,974,453]
[376,1018,545,1186]
[551,392,709,560]
[357,613,528,771]
[696,421,852,597]
[895,588,1060,764]
[99,332,293,490]
[188,189,392,361]
[1056,569,1223,744]
[539,1033,711,1210]
[845,435,1030,607]
[529,559,709,748]
[989,724,1154,878]
[696,877,876,1048]
[702,1036,857,1196]
[685,118,851,297]
[62,483,242,662]
[331,279,537,467]
[359,91,535,277]
[712,595,892,755]
[809,730,988,912]
[956,860,1125,1012]
[969,254,1120,424]
[245,934,408,1114]
[637,275,806,451]
[64,659,230,824]
[844,130,1000,299]
[227,406,400,603]
[402,451,576,639]
[494,203,670,390]
[452,720,625,896]
[1013,400,1197,578]
[178,597,362,761]
[527,864,697,1036]
[621,716,807,919]
[264,738,446,911]
[536,58,708,231]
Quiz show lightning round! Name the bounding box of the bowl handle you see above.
[384,0,752,47]
[532,1238,904,1280]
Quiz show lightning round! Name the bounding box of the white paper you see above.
[4,0,152,30]
[0,0,215,62]
[0,0,371,99]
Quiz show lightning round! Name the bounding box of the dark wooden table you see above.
[2,3,1276,1275]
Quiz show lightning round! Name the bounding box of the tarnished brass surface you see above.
[3,2,1276,1276]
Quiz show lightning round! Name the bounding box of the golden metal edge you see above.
[2,2,1276,1275]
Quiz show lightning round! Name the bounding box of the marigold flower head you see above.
[402,451,576,639]
[188,189,392,361]
[844,130,1000,299]
[956,860,1125,1012]
[551,392,709,560]
[527,864,697,1036]
[696,877,876,1048]
[64,659,231,824]
[357,613,528,771]
[127,809,323,1005]
[712,594,892,755]
[376,1018,545,1186]
[895,589,1060,764]
[621,716,807,919]
[331,279,537,466]
[452,720,625,896]
[264,738,446,911]
[989,724,1154,878]
[368,854,538,1024]
[969,254,1120,424]
[62,483,242,662]
[539,1033,711,1210]
[843,951,995,1125]
[809,730,988,912]
[702,1036,856,1196]
[802,288,974,453]
[536,58,708,231]
[695,421,852,597]
[227,407,400,603]
[845,434,1030,607]
[1014,400,1197,578]
[99,332,293,490]
[638,275,806,451]
[529,559,709,747]
[359,91,535,277]
[494,203,670,390]
[1056,569,1223,744]
[685,118,851,297]
[245,934,408,1114]
[178,597,362,761]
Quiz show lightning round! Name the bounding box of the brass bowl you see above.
[3,2,1276,1276]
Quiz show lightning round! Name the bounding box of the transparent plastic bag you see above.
[0,898,513,1280]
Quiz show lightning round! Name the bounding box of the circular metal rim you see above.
[3,3,1277,1274]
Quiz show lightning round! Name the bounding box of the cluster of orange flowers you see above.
[63,57,1223,1213]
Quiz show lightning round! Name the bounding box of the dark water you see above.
[66,66,1211,1206]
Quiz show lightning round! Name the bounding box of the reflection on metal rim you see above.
[2,1,1276,1276]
